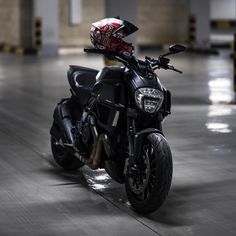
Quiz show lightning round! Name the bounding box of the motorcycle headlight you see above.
[135,88,164,113]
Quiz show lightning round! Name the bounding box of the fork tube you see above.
[127,117,136,166]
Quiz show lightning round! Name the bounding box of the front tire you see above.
[125,133,173,214]
[50,125,84,171]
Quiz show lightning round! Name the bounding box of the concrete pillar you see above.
[139,0,189,46]
[190,0,210,48]
[105,0,138,52]
[234,33,236,102]
[19,0,33,48]
[33,0,59,56]
[0,0,21,46]
[210,0,236,19]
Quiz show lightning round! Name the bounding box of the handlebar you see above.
[84,47,128,63]
[84,48,101,54]
[84,48,140,71]
[84,48,118,58]
[84,48,182,74]
[145,56,182,74]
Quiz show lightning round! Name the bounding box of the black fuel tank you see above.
[129,70,163,91]
[95,66,126,109]
[96,66,125,83]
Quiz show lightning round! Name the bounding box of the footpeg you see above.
[63,143,74,148]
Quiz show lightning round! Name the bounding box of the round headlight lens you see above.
[135,88,164,113]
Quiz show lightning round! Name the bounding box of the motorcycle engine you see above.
[81,123,91,144]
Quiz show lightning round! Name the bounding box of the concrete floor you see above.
[0,51,235,236]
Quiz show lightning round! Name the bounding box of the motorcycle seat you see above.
[67,65,99,105]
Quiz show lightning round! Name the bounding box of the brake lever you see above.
[172,68,182,74]
[148,57,183,74]
[168,64,182,73]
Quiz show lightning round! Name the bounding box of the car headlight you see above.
[135,88,164,113]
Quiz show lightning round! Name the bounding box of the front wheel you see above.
[125,133,173,214]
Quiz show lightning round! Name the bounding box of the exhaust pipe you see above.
[74,133,105,168]
[90,134,106,169]
[54,105,112,169]
[89,116,113,169]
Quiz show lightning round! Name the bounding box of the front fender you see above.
[133,128,163,164]
[50,123,61,138]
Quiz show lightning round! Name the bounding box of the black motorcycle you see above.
[50,44,185,213]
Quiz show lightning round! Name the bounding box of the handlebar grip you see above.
[151,60,161,67]
[84,48,101,54]
[83,48,119,59]
[152,57,170,68]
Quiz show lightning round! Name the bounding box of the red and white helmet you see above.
[90,18,138,57]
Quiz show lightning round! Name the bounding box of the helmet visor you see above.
[113,20,138,39]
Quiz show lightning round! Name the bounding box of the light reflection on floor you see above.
[208,77,234,104]
[81,166,131,207]
[207,105,233,117]
[82,167,112,191]
[205,122,232,133]
[206,105,235,133]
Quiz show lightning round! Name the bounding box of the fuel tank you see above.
[95,66,126,109]
[129,70,163,92]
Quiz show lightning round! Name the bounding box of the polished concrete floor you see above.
[0,51,235,236]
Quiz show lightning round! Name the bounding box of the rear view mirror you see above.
[169,44,186,54]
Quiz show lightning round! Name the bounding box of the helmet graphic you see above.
[90,18,138,57]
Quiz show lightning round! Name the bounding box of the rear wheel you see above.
[50,125,84,171]
[125,133,172,214]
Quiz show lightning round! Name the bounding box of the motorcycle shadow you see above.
[42,156,90,189]
[144,190,194,226]
[41,155,222,227]
[145,178,231,226]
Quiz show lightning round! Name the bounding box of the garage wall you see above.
[59,0,190,47]
[211,0,236,19]
[0,0,21,45]
[138,0,190,45]
[0,0,190,48]
[59,0,105,47]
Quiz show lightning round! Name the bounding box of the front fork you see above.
[126,108,163,174]
[127,109,137,168]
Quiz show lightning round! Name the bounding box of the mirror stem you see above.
[160,52,173,58]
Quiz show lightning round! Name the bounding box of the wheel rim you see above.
[128,144,157,201]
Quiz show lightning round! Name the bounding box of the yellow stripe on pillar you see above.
[15,47,24,54]
[104,57,116,66]
[217,21,230,29]
[35,17,42,49]
[3,44,12,53]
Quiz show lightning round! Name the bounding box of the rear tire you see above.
[125,133,172,214]
[50,126,84,171]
